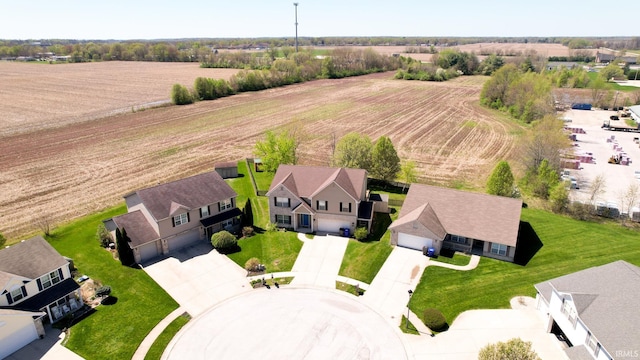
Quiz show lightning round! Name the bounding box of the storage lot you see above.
[563,109,640,212]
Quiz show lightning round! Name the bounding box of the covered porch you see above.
[16,278,84,324]
[201,208,243,239]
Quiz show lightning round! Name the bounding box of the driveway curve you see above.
[162,288,408,360]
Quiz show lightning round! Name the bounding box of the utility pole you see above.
[293,3,299,53]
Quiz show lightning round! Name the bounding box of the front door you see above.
[299,214,311,229]
[472,240,484,255]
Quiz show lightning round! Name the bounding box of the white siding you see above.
[0,315,39,359]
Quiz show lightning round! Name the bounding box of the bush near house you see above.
[244,257,261,272]
[354,227,368,241]
[211,230,237,251]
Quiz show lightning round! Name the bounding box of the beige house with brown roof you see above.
[104,171,241,263]
[266,165,376,234]
[389,184,522,262]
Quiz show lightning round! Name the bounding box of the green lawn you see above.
[410,208,640,328]
[226,230,302,272]
[226,161,271,228]
[338,209,397,283]
[144,313,191,360]
[432,252,472,266]
[587,72,638,91]
[46,206,179,360]
[250,164,275,192]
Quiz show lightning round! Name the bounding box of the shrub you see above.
[354,227,368,241]
[210,230,237,250]
[171,84,193,105]
[479,338,540,360]
[95,286,111,297]
[265,222,278,232]
[423,308,447,331]
[96,223,112,248]
[244,257,261,271]
[242,226,254,238]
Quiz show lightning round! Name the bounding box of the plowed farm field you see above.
[0,67,523,239]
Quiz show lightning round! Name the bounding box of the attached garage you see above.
[397,233,433,251]
[168,231,200,252]
[137,241,161,262]
[0,312,40,359]
[317,218,352,233]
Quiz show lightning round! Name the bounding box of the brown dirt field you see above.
[0,61,238,136]
[0,72,522,239]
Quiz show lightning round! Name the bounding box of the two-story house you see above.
[0,236,83,358]
[388,184,522,262]
[535,261,640,360]
[266,165,374,234]
[104,171,241,264]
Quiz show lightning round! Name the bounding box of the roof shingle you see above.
[0,236,68,280]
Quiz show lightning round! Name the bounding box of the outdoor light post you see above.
[406,289,413,330]
[293,3,299,53]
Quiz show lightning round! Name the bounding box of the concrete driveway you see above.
[163,288,409,360]
[362,247,430,324]
[142,242,251,317]
[290,234,348,288]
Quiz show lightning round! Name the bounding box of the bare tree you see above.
[588,174,607,208]
[36,215,53,237]
[621,183,640,223]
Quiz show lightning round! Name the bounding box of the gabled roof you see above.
[267,165,366,201]
[534,260,640,354]
[292,201,314,214]
[389,203,447,240]
[111,210,160,248]
[0,236,68,280]
[394,184,522,246]
[131,171,237,221]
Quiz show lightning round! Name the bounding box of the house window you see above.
[174,213,189,226]
[10,287,24,302]
[275,214,291,225]
[275,197,290,207]
[490,243,507,256]
[586,332,598,354]
[451,235,467,244]
[317,200,327,211]
[200,206,210,218]
[222,218,234,229]
[219,199,232,211]
[41,270,61,290]
[340,202,351,213]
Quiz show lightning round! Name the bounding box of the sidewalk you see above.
[427,254,480,271]
[131,306,186,360]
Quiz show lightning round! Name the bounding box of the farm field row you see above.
[0,61,238,136]
[0,69,522,239]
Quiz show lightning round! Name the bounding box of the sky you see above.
[0,0,638,40]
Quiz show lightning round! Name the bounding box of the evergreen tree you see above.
[116,227,136,266]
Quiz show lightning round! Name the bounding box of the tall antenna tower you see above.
[294,3,299,52]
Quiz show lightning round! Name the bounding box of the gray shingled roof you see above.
[395,184,522,246]
[0,236,68,280]
[267,165,366,201]
[133,171,237,221]
[111,210,160,248]
[534,260,640,355]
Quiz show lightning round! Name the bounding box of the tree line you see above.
[171,48,402,105]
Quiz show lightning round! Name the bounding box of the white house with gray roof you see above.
[534,260,640,360]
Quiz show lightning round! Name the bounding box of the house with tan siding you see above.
[266,165,375,234]
[104,171,241,263]
[389,184,522,262]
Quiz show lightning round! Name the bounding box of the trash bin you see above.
[343,228,350,237]
[427,247,435,257]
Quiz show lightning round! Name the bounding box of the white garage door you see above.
[398,233,433,251]
[317,218,351,233]
[168,231,200,252]
[138,241,161,262]
[0,319,38,359]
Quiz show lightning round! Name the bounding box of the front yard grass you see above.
[227,230,302,272]
[144,313,191,360]
[410,208,640,328]
[46,205,179,360]
[338,208,397,283]
[431,251,472,266]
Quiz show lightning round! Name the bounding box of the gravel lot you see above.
[562,108,640,213]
